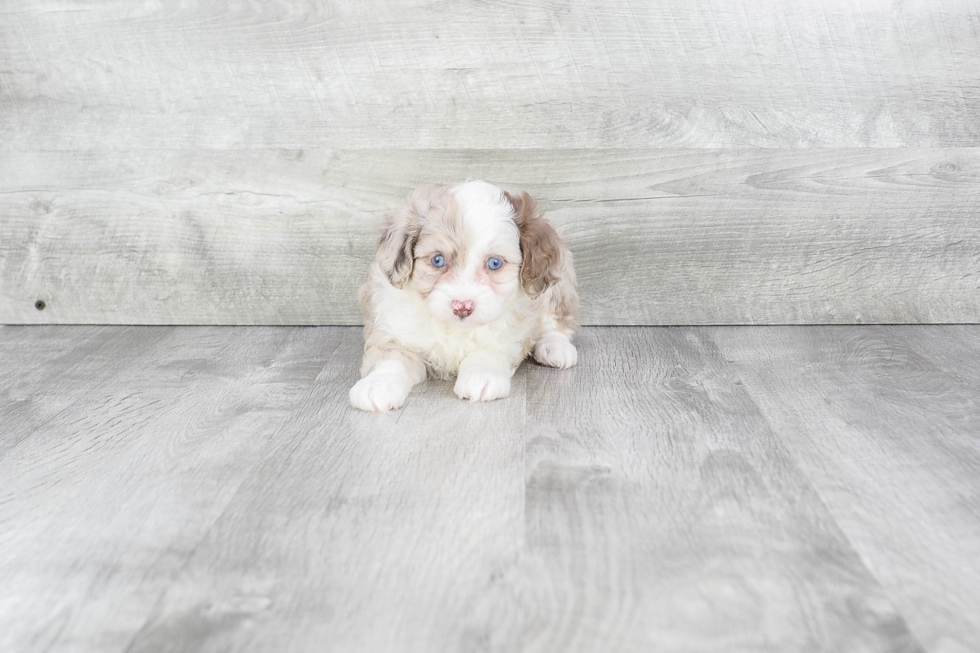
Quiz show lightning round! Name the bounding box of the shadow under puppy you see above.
[350,180,579,412]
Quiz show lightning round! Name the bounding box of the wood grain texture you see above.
[3,148,979,326]
[0,325,171,458]
[122,330,526,653]
[4,325,980,651]
[0,326,336,652]
[1,0,979,150]
[522,327,922,652]
[711,326,980,653]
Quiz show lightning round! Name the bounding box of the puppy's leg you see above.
[454,349,516,402]
[533,330,578,369]
[349,346,426,412]
[532,265,579,369]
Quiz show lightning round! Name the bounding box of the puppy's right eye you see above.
[431,254,446,268]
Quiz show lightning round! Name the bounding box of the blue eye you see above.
[487,257,503,270]
[431,254,445,268]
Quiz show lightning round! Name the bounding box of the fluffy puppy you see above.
[350,180,579,412]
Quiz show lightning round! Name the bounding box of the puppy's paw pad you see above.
[534,338,578,369]
[454,372,511,402]
[349,375,410,412]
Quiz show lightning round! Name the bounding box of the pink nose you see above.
[451,299,475,319]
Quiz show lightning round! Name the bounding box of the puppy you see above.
[349,180,579,412]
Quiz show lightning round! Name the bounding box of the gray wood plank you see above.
[3,325,977,651]
[521,327,922,653]
[711,326,980,653]
[3,148,979,326]
[122,330,526,653]
[0,326,110,392]
[0,326,175,458]
[2,1,978,150]
[0,326,336,652]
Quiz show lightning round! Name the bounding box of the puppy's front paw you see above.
[349,374,411,412]
[534,335,578,369]
[454,371,511,402]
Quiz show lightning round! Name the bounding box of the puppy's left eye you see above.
[487,257,503,270]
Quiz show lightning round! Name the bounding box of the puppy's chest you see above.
[403,324,504,376]
[386,311,531,377]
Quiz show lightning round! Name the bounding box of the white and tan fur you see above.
[350,180,579,412]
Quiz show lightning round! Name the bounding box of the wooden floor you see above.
[1,325,978,653]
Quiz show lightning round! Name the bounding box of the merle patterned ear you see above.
[377,188,430,288]
[506,191,563,299]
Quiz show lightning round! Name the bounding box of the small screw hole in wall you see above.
[35,300,46,311]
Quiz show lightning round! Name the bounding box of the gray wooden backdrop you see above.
[2,0,979,325]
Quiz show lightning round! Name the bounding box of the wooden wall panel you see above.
[2,0,978,324]
[2,149,977,325]
[1,0,979,150]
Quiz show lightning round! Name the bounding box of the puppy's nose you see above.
[451,299,475,319]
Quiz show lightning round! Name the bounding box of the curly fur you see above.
[350,180,579,412]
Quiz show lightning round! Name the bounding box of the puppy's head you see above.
[377,181,563,327]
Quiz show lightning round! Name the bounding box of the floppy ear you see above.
[377,187,429,288]
[506,191,563,299]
